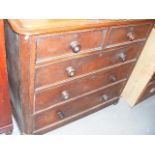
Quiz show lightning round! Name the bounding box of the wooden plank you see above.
[121,27,155,107]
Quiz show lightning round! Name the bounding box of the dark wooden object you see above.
[5,19,154,134]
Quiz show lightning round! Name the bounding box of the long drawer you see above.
[36,28,107,62]
[34,82,124,131]
[106,23,152,48]
[35,42,143,88]
[35,62,134,112]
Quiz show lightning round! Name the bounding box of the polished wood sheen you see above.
[0,20,12,134]
[5,19,154,134]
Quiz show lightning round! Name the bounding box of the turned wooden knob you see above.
[57,111,65,119]
[101,94,108,102]
[66,66,75,77]
[127,32,135,41]
[61,90,69,100]
[118,52,126,62]
[70,41,81,53]
[109,75,117,82]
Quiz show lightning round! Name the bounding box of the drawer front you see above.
[35,42,143,88]
[140,82,155,101]
[36,29,106,62]
[106,23,152,47]
[34,82,124,131]
[35,63,134,112]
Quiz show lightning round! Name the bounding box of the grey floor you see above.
[11,95,155,135]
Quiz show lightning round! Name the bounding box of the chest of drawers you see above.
[0,20,12,135]
[5,19,154,134]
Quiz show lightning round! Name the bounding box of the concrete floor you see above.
[11,95,155,135]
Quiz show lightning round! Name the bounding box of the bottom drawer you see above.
[139,81,155,102]
[33,81,124,132]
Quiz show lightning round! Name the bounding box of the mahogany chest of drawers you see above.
[5,19,154,134]
[0,20,12,135]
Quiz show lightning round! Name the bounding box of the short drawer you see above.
[36,28,106,62]
[35,42,143,88]
[139,81,155,102]
[35,62,134,112]
[106,23,152,48]
[34,82,124,131]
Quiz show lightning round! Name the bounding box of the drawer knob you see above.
[118,52,126,62]
[109,75,117,82]
[61,90,69,100]
[66,66,75,77]
[127,32,135,41]
[70,41,81,53]
[57,111,65,119]
[101,94,108,102]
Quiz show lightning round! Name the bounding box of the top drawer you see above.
[36,28,107,62]
[106,23,152,48]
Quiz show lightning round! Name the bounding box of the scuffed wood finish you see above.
[5,19,154,134]
[5,22,35,134]
[0,20,12,134]
[18,35,36,134]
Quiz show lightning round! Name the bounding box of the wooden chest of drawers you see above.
[0,20,12,135]
[5,19,154,134]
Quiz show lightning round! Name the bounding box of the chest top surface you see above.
[8,19,155,35]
